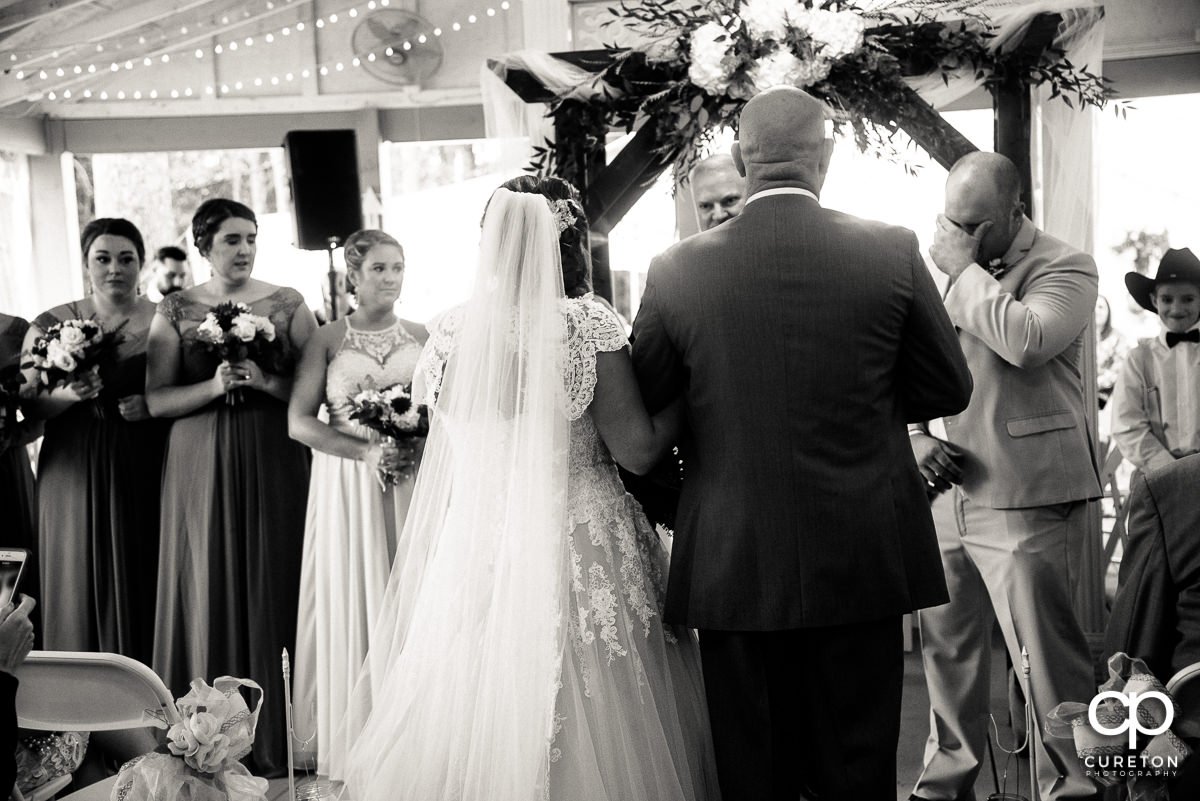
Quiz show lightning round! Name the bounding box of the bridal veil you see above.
[332,188,571,800]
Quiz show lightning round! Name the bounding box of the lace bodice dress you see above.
[325,317,424,438]
[293,317,425,776]
[157,288,304,389]
[347,293,719,800]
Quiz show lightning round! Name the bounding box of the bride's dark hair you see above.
[497,175,592,298]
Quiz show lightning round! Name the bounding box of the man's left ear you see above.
[731,142,746,178]
[816,138,835,192]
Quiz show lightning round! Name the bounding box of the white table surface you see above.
[59,775,335,801]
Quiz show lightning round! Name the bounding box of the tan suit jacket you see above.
[940,218,1102,508]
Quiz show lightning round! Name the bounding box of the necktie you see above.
[1165,329,1200,348]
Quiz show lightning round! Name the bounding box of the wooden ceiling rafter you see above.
[0,0,307,109]
[1,0,254,54]
[2,0,280,70]
[0,0,95,38]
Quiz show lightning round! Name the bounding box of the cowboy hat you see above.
[1126,247,1200,312]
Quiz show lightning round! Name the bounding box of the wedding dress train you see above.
[333,189,718,801]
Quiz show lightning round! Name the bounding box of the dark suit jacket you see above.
[631,193,972,630]
[1104,453,1200,680]
[0,672,16,800]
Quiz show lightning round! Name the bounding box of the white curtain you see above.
[0,151,35,316]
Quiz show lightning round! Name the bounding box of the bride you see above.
[334,176,719,801]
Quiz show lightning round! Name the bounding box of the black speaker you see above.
[283,129,364,251]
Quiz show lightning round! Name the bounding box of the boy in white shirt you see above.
[1110,247,1200,472]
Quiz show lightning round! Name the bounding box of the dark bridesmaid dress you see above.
[152,287,311,778]
[34,310,170,664]
[0,315,38,615]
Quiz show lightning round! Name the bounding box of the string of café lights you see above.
[3,0,516,104]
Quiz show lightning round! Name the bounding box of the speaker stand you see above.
[327,237,342,322]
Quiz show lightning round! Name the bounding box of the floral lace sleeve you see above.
[564,294,629,421]
[156,291,187,332]
[414,305,465,408]
[266,286,306,323]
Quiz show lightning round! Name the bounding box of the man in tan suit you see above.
[910,152,1102,801]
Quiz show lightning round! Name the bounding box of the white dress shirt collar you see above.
[744,187,819,206]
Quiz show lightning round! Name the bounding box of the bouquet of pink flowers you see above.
[111,676,269,801]
[194,301,282,403]
[348,382,429,485]
[23,313,125,418]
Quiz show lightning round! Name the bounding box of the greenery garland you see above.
[529,0,1123,182]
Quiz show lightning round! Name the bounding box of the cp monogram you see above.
[1088,690,1174,749]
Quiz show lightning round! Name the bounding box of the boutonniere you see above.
[984,257,1009,278]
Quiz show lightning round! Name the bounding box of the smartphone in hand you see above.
[0,548,28,607]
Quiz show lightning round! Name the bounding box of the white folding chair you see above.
[11,651,181,801]
[1167,661,1200,740]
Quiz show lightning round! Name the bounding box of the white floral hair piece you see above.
[549,198,577,234]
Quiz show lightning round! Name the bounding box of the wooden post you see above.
[552,100,613,302]
[990,13,1062,216]
[993,80,1035,214]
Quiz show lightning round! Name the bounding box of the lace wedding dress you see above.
[336,293,719,801]
[291,316,425,776]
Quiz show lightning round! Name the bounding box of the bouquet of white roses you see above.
[23,312,126,418]
[110,676,269,801]
[194,301,282,404]
[348,382,429,485]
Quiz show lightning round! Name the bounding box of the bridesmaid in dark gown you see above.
[0,313,40,624]
[20,219,169,664]
[147,198,316,778]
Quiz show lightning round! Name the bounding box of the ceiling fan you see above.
[351,8,444,86]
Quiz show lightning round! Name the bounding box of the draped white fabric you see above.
[334,189,571,800]
[1031,4,1106,629]
[1031,4,1103,252]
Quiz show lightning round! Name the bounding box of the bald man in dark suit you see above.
[631,87,972,801]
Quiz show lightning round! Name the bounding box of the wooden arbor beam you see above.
[489,50,655,301]
[489,12,1069,300]
[490,50,979,301]
[992,12,1064,218]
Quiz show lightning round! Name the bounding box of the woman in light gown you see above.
[287,229,427,775]
[336,176,719,801]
